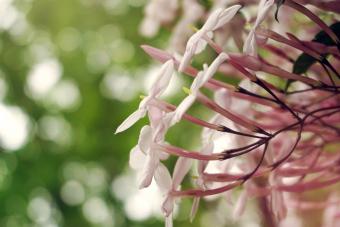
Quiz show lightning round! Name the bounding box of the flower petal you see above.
[138,125,153,154]
[169,94,196,125]
[162,196,175,217]
[149,60,175,98]
[115,108,146,134]
[154,162,172,193]
[213,5,242,30]
[190,197,200,222]
[129,146,146,170]
[138,149,159,189]
[172,157,192,189]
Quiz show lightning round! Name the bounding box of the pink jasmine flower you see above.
[178,5,241,72]
[115,60,174,134]
[243,0,275,56]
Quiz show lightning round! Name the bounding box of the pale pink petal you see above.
[190,197,200,222]
[138,150,159,189]
[201,53,228,84]
[138,125,153,154]
[178,30,205,72]
[202,8,224,31]
[232,190,248,220]
[170,94,196,125]
[154,162,172,194]
[243,0,274,56]
[172,157,192,189]
[243,29,256,55]
[129,146,146,170]
[162,196,175,217]
[194,31,212,54]
[149,60,175,97]
[213,5,242,30]
[115,109,147,134]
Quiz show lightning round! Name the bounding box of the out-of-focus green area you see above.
[0,0,250,226]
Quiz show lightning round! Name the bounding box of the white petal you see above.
[202,8,224,31]
[154,162,172,193]
[138,125,153,154]
[213,5,242,30]
[162,196,175,217]
[149,60,174,98]
[178,31,205,72]
[172,157,192,189]
[190,197,200,222]
[170,94,196,125]
[243,29,256,56]
[201,53,228,84]
[195,31,212,54]
[115,108,146,134]
[138,150,159,189]
[129,146,146,170]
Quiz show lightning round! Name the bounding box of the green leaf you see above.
[286,22,340,91]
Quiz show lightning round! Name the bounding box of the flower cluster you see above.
[117,1,340,226]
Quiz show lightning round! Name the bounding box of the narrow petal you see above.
[179,30,205,72]
[154,162,172,194]
[169,94,196,125]
[172,157,192,189]
[115,108,146,134]
[213,5,242,30]
[162,196,175,217]
[139,150,159,189]
[190,197,200,222]
[149,60,175,97]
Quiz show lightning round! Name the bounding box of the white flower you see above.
[178,5,241,71]
[243,0,274,56]
[115,60,174,134]
[169,53,229,125]
[129,121,171,189]
[155,157,192,227]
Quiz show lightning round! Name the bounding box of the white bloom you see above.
[155,157,192,227]
[115,60,174,134]
[243,0,274,56]
[169,53,229,125]
[178,5,241,71]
